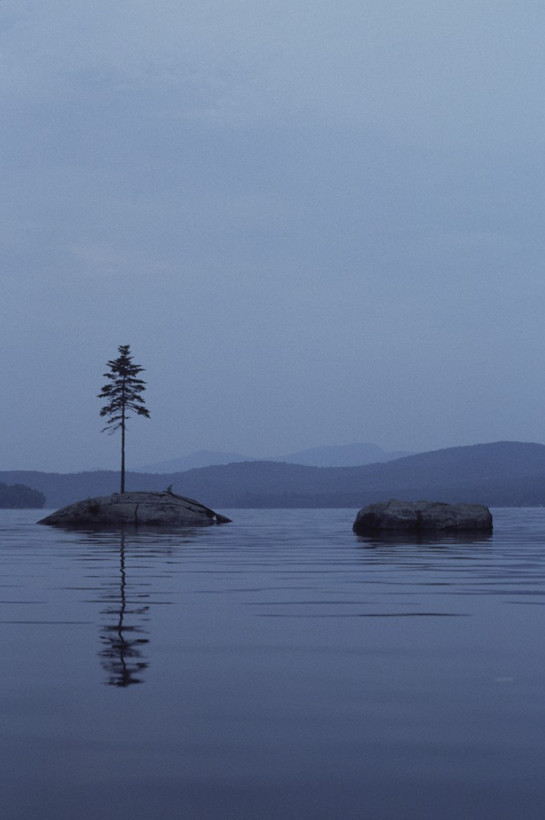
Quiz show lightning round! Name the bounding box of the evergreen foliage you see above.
[0,482,45,509]
[98,345,150,493]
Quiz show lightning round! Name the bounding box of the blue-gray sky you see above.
[2,1,545,472]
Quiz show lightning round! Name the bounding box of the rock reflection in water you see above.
[98,532,150,687]
[355,530,493,549]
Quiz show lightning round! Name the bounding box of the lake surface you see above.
[1,507,545,819]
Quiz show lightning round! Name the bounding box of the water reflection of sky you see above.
[74,527,207,687]
[2,508,545,819]
[97,533,150,687]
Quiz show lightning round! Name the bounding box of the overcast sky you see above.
[2,1,545,472]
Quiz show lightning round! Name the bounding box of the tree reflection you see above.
[98,532,150,687]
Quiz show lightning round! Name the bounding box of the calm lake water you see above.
[1,507,545,819]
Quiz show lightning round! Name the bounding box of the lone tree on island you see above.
[98,345,150,493]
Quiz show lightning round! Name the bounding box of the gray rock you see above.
[353,499,493,535]
[38,491,231,529]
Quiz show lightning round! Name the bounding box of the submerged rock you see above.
[38,490,231,529]
[353,499,493,536]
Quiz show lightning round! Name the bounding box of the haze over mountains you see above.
[5,441,545,510]
[138,443,413,472]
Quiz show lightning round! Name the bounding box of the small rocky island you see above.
[38,490,231,529]
[353,499,493,535]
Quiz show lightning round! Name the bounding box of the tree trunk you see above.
[120,414,126,494]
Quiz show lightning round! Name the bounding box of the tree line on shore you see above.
[0,482,45,509]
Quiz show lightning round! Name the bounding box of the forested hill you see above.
[0,482,46,509]
[5,441,545,510]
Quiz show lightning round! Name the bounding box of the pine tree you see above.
[98,345,150,493]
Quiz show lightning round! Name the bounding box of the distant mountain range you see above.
[5,441,545,510]
[138,442,412,472]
